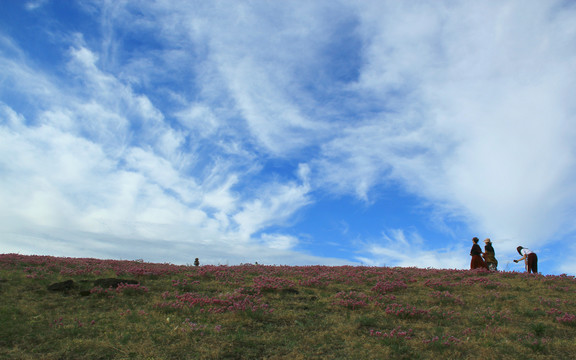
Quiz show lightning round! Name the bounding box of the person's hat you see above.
[484,238,491,243]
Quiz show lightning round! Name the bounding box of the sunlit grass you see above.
[1,254,576,359]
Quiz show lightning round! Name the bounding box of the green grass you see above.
[1,254,576,359]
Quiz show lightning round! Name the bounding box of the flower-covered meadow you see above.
[1,253,576,359]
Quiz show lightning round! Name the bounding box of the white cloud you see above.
[175,104,220,137]
[319,1,576,252]
[356,229,469,269]
[233,178,311,239]
[0,27,316,264]
[25,0,48,11]
[178,1,349,156]
[0,105,314,262]
[259,233,299,251]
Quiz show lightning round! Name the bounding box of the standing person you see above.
[483,238,498,271]
[514,246,538,274]
[470,237,488,270]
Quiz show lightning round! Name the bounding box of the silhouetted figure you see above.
[470,237,488,270]
[194,258,200,267]
[483,238,498,271]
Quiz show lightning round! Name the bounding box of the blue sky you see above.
[1,1,576,274]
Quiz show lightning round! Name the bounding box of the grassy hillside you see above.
[1,254,575,359]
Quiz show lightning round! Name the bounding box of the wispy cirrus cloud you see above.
[318,1,576,259]
[0,27,316,264]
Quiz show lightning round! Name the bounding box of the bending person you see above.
[514,246,538,274]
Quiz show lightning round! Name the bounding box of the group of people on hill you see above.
[469,237,538,274]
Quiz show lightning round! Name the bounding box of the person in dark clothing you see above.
[470,237,488,270]
[482,238,498,271]
[514,246,538,274]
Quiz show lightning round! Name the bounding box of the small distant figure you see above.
[514,246,538,274]
[194,258,200,267]
[470,237,488,270]
[482,238,498,271]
